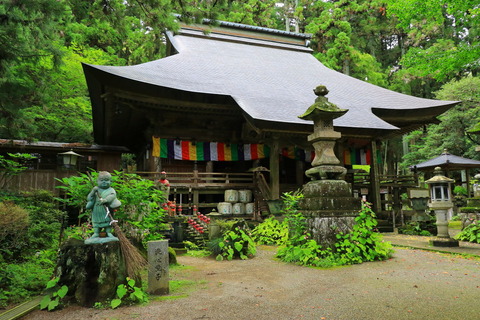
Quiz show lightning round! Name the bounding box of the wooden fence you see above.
[1,169,74,194]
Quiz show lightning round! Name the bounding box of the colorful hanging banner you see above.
[281,146,315,162]
[152,137,270,161]
[343,148,379,165]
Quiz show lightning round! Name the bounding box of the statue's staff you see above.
[87,172,147,278]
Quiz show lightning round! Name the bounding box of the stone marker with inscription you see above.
[147,240,169,294]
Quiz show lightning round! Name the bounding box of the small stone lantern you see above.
[207,209,223,240]
[425,167,459,247]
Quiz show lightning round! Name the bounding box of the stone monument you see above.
[297,85,361,248]
[147,240,169,295]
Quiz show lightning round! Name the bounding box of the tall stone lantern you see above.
[297,85,361,248]
[425,167,459,247]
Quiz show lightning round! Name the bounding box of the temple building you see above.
[82,19,458,215]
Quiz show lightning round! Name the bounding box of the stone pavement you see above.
[382,229,480,257]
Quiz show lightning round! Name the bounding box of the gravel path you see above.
[24,246,480,320]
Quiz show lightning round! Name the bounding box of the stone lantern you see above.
[296,85,361,248]
[425,167,459,247]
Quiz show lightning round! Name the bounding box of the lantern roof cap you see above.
[425,167,455,184]
[58,150,84,157]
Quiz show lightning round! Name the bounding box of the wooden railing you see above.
[136,170,255,189]
[353,173,417,187]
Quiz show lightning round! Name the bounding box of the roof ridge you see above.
[173,13,311,39]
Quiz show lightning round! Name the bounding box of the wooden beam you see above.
[108,88,237,114]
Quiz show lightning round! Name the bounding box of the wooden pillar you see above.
[370,140,382,213]
[296,160,304,186]
[269,138,280,200]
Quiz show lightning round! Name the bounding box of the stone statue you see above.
[85,171,121,244]
[157,171,170,199]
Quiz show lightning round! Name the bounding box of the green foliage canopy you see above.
[402,76,480,168]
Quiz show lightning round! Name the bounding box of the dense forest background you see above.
[1,0,479,170]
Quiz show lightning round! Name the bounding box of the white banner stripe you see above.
[210,142,218,161]
[174,142,182,160]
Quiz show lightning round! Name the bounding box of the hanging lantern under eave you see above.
[58,150,83,169]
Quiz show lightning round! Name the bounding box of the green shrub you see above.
[0,190,65,308]
[455,222,480,243]
[334,202,394,264]
[277,199,393,267]
[39,277,68,311]
[398,221,434,236]
[0,250,55,308]
[0,190,65,262]
[216,227,256,261]
[251,216,289,245]
[0,201,29,261]
[453,186,468,196]
[110,277,148,309]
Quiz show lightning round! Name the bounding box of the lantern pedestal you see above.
[429,238,459,247]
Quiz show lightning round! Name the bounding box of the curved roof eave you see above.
[84,29,458,134]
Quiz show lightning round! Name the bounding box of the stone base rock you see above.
[299,180,361,248]
[55,238,128,307]
[306,216,356,248]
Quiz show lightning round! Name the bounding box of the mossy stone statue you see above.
[85,171,121,244]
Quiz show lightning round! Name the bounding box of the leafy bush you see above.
[0,190,65,262]
[216,227,256,261]
[0,250,56,308]
[251,216,289,245]
[0,201,29,261]
[0,190,65,308]
[110,277,148,309]
[455,222,480,243]
[398,221,434,236]
[39,277,68,311]
[63,221,92,240]
[281,190,304,216]
[453,186,468,196]
[277,199,393,267]
[333,202,394,264]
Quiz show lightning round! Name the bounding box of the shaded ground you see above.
[24,245,480,320]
